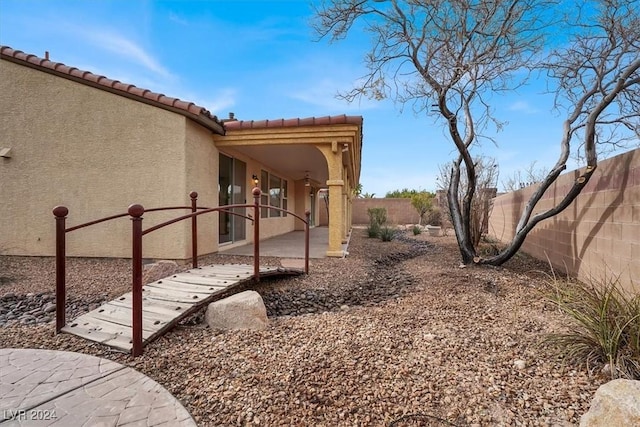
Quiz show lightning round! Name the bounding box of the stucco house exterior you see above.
[0,46,362,260]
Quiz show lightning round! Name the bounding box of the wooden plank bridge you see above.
[53,189,310,356]
[61,264,302,353]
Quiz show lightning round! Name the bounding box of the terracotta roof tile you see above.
[0,45,224,135]
[224,114,363,130]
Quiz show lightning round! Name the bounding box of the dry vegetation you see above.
[0,229,608,426]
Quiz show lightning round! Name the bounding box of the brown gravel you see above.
[0,230,605,426]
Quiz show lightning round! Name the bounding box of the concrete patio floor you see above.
[219,226,350,259]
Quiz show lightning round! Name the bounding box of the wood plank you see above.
[142,288,214,304]
[60,324,122,345]
[161,275,244,286]
[107,292,193,314]
[144,284,215,298]
[145,279,229,293]
[108,299,192,317]
[184,265,254,275]
[178,270,254,279]
[194,264,253,272]
[66,315,153,339]
[86,304,172,330]
[111,293,198,308]
[63,317,143,352]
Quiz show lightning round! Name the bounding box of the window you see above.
[260,170,269,218]
[269,174,282,217]
[260,170,287,218]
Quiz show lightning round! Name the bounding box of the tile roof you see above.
[224,114,363,130]
[0,46,224,135]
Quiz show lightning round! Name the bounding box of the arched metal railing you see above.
[53,187,310,356]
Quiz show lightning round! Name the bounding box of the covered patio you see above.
[218,115,362,258]
[219,226,350,259]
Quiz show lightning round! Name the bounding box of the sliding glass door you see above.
[218,154,246,244]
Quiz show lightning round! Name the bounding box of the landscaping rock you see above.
[580,379,640,427]
[205,291,268,331]
[143,260,181,285]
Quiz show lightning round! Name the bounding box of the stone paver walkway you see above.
[0,348,196,426]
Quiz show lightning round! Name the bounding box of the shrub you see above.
[380,226,395,242]
[544,272,640,380]
[366,222,381,238]
[412,225,422,235]
[425,207,442,226]
[410,192,434,225]
[367,208,387,227]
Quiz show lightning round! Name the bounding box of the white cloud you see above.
[189,88,237,115]
[289,78,380,112]
[168,12,188,26]
[83,30,173,79]
[508,100,539,114]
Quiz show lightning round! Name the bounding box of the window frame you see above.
[259,169,288,218]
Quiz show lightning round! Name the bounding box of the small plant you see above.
[412,225,422,235]
[380,226,395,242]
[410,191,434,225]
[366,222,381,238]
[367,207,387,227]
[426,208,442,226]
[544,271,640,380]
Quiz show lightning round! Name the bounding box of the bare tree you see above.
[438,157,498,248]
[502,161,549,192]
[314,0,640,265]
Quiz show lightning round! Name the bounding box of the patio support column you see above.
[342,165,350,242]
[326,179,345,257]
[317,143,346,257]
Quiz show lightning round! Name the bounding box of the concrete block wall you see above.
[489,148,640,294]
[353,198,422,225]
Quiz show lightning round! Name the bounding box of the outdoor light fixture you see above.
[252,174,259,186]
[342,144,349,153]
[304,171,310,187]
[0,147,12,158]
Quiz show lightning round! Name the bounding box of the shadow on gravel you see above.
[257,233,439,317]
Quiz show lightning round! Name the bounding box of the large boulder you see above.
[205,291,268,331]
[580,379,640,427]
[142,260,181,285]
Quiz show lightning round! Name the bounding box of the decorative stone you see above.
[513,359,527,370]
[580,379,640,427]
[205,291,268,331]
[142,260,180,285]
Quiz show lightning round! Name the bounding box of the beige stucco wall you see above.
[0,60,196,259]
[185,120,220,256]
[489,148,640,294]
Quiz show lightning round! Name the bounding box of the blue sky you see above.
[0,0,606,195]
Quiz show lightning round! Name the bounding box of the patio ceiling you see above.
[228,144,329,184]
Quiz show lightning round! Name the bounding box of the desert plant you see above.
[412,225,422,235]
[367,207,387,227]
[425,208,443,227]
[544,272,640,380]
[379,226,395,242]
[410,192,434,225]
[366,222,381,238]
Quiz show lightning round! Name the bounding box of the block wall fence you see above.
[489,148,640,294]
[352,192,448,226]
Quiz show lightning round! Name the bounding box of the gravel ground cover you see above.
[0,230,605,426]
